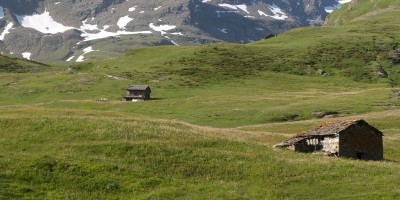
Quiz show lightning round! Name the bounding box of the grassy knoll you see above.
[0,55,51,73]
[0,108,399,199]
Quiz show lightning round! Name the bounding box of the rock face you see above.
[0,0,348,62]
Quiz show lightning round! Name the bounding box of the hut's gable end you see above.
[339,124,383,160]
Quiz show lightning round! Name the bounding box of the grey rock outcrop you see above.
[0,0,347,61]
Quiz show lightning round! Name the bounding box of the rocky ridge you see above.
[0,0,350,62]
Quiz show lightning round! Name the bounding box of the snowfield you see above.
[22,52,32,60]
[0,22,13,41]
[325,0,353,13]
[16,10,74,34]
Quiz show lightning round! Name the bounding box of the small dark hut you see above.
[274,120,383,160]
[123,85,151,101]
[264,33,276,40]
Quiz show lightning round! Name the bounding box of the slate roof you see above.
[126,85,151,91]
[274,119,383,147]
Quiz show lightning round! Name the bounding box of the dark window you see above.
[356,152,364,160]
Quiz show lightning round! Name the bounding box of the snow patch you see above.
[22,52,32,60]
[218,4,249,13]
[218,28,228,34]
[258,4,288,20]
[267,4,288,20]
[83,46,96,54]
[154,6,161,11]
[236,5,249,14]
[170,32,184,36]
[149,23,176,35]
[79,19,151,42]
[76,55,85,62]
[339,0,352,4]
[218,4,237,10]
[66,56,75,62]
[164,36,179,46]
[80,19,99,31]
[75,46,99,62]
[128,6,137,12]
[16,10,74,34]
[81,30,152,42]
[117,15,133,29]
[202,0,211,2]
[325,0,352,13]
[0,22,13,40]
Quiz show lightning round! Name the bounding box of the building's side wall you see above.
[339,126,383,160]
[321,136,339,155]
[144,89,151,100]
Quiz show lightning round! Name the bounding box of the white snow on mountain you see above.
[339,0,352,4]
[149,23,176,35]
[80,19,99,31]
[117,15,133,29]
[76,55,85,62]
[325,0,352,13]
[267,4,288,20]
[170,32,184,36]
[218,28,228,34]
[66,56,75,62]
[81,29,152,42]
[22,52,32,60]
[217,3,287,20]
[16,10,74,34]
[128,6,137,12]
[218,4,237,10]
[217,4,248,14]
[0,6,4,19]
[79,19,151,42]
[163,36,179,46]
[76,46,98,62]
[236,5,249,14]
[0,22,13,40]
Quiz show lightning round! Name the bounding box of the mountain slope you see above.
[325,0,400,26]
[0,0,348,62]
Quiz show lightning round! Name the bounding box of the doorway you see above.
[356,152,364,160]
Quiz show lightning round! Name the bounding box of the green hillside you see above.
[1,0,400,199]
[0,55,50,73]
[325,0,400,26]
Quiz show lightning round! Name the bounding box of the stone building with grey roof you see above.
[274,120,383,160]
[123,85,151,101]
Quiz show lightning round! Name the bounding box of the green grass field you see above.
[1,0,400,199]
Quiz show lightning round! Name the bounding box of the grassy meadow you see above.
[1,0,400,199]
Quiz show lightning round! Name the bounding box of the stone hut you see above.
[122,85,151,101]
[274,120,383,160]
